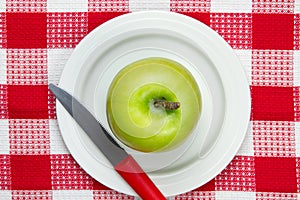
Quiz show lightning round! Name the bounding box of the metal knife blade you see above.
[49,83,166,200]
[49,83,127,165]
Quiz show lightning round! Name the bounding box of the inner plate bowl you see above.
[56,11,251,197]
[75,29,214,172]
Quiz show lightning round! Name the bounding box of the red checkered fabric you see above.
[252,50,294,87]
[0,0,299,199]
[47,12,88,48]
[252,0,294,14]
[88,0,129,12]
[252,121,296,157]
[7,49,48,85]
[210,13,252,49]
[9,119,50,155]
[170,0,211,12]
[6,0,47,12]
[215,156,256,192]
[50,154,94,190]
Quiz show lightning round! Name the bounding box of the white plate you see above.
[56,11,251,197]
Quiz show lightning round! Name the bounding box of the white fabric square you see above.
[93,190,135,199]
[0,119,8,154]
[236,123,254,156]
[211,0,252,13]
[295,0,300,14]
[252,0,294,14]
[170,0,210,12]
[0,49,6,84]
[9,119,50,155]
[6,0,46,12]
[53,190,93,200]
[215,191,256,200]
[253,121,295,157]
[47,0,88,12]
[257,192,297,199]
[294,51,300,86]
[47,49,73,85]
[234,50,252,85]
[0,0,5,12]
[7,49,47,85]
[50,119,69,154]
[129,0,170,12]
[252,50,293,87]
[47,13,88,48]
[88,0,129,12]
[0,191,12,200]
[12,191,52,199]
[171,192,215,200]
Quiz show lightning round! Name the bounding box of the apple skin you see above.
[106,57,201,152]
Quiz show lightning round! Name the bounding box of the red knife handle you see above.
[114,155,166,200]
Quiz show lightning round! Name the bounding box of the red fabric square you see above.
[50,154,93,190]
[6,0,47,12]
[88,0,129,12]
[9,119,50,155]
[88,12,128,33]
[0,13,7,48]
[6,13,47,48]
[7,49,48,85]
[215,156,255,192]
[210,13,252,49]
[12,190,52,200]
[252,0,294,14]
[47,12,88,48]
[252,14,294,50]
[251,86,295,121]
[0,155,11,190]
[252,50,294,87]
[255,157,297,192]
[10,155,51,190]
[7,85,49,119]
[0,85,8,119]
[253,121,296,157]
[170,0,211,12]
[93,190,134,200]
[178,12,210,26]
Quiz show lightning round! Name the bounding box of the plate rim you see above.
[56,11,251,196]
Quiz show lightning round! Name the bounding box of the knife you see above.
[49,84,166,200]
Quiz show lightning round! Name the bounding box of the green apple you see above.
[106,57,201,152]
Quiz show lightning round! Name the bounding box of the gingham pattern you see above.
[0,0,299,199]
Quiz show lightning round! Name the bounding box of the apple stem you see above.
[153,99,180,110]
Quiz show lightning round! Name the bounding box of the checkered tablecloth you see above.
[0,0,299,199]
